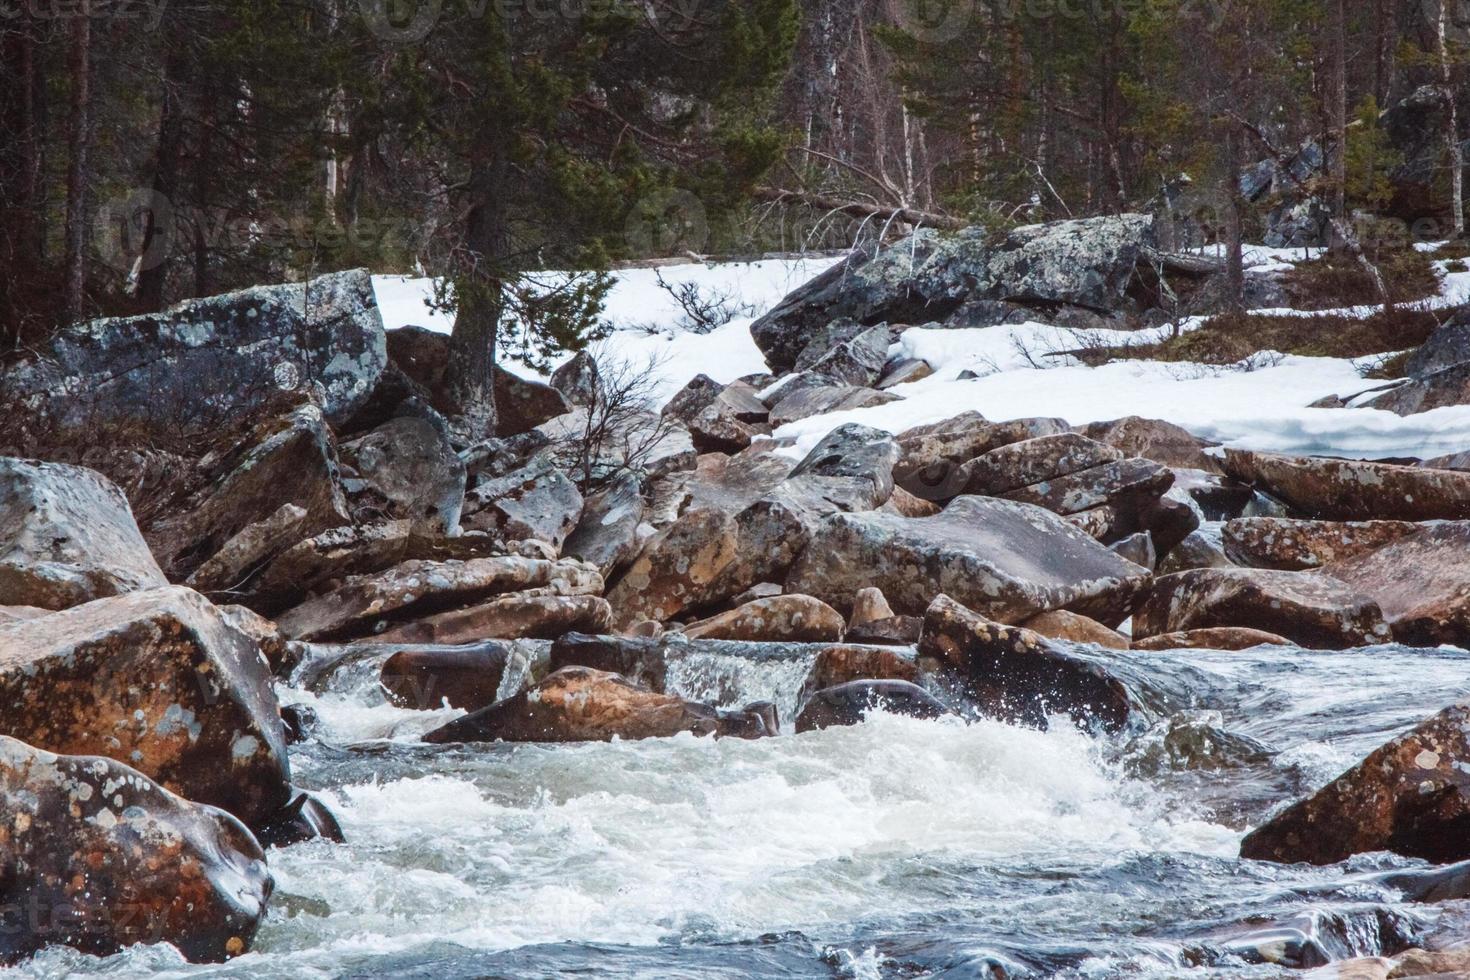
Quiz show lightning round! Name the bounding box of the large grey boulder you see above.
[562,471,646,577]
[342,416,466,534]
[784,495,1151,626]
[3,269,385,429]
[0,458,167,610]
[463,451,583,549]
[1406,309,1470,380]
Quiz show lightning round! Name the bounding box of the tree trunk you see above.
[1436,0,1465,237]
[1328,0,1348,228]
[1223,125,1245,313]
[446,151,511,439]
[137,49,187,309]
[63,15,94,325]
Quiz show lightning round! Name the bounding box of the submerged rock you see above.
[794,680,949,732]
[380,641,520,710]
[0,736,273,963]
[421,666,774,743]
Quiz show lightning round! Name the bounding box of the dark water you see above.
[9,643,1470,979]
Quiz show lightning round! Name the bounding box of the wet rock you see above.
[794,680,949,732]
[217,603,291,673]
[494,367,573,436]
[1131,627,1292,651]
[0,458,167,610]
[1076,417,1222,473]
[561,472,645,577]
[422,666,773,743]
[917,595,1138,732]
[785,496,1151,626]
[2,269,385,430]
[0,586,291,828]
[1021,609,1130,650]
[254,789,346,847]
[275,556,603,641]
[800,646,919,698]
[279,703,319,743]
[1223,517,1422,571]
[371,594,613,644]
[187,503,311,594]
[1133,568,1389,650]
[959,434,1124,497]
[144,404,351,581]
[1324,522,1470,647]
[0,736,272,963]
[848,586,895,628]
[380,641,518,710]
[682,594,845,642]
[767,384,900,427]
[342,416,466,534]
[1222,449,1470,521]
[463,451,583,549]
[1240,698,1470,865]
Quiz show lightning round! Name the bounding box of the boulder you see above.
[549,350,600,406]
[806,324,892,386]
[1364,362,1470,415]
[0,586,291,828]
[784,496,1151,626]
[1324,522,1470,647]
[2,269,385,429]
[462,452,583,549]
[1240,699,1470,865]
[1002,457,1175,518]
[342,416,466,534]
[848,586,895,628]
[494,367,573,436]
[561,471,645,577]
[1021,609,1129,650]
[959,434,1124,497]
[0,736,272,963]
[371,594,613,644]
[422,666,774,742]
[1076,417,1222,473]
[275,556,603,642]
[144,404,350,581]
[844,615,923,646]
[917,595,1138,731]
[876,358,934,389]
[767,384,900,427]
[794,680,949,733]
[0,458,167,610]
[800,645,919,696]
[684,447,795,517]
[663,376,769,454]
[778,422,899,514]
[186,503,311,594]
[982,214,1156,310]
[1406,310,1470,380]
[1109,531,1157,570]
[1222,450,1470,521]
[255,789,345,848]
[894,413,1069,501]
[1158,527,1234,574]
[682,594,845,642]
[536,406,697,483]
[1132,627,1292,651]
[1133,568,1389,649]
[380,641,520,710]
[1223,517,1421,570]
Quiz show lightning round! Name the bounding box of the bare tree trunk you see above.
[1223,125,1245,313]
[446,151,510,439]
[1436,0,1465,237]
[63,15,94,325]
[1328,0,1348,229]
[138,49,187,309]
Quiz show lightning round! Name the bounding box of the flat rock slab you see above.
[1223,517,1422,570]
[1133,567,1389,649]
[0,457,167,610]
[960,433,1123,497]
[1223,449,1470,521]
[784,495,1151,626]
[379,641,520,711]
[1131,627,1292,651]
[0,586,291,828]
[1323,521,1470,646]
[371,594,613,644]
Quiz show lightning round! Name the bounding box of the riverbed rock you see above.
[799,646,920,698]
[0,736,272,963]
[768,384,901,427]
[186,503,311,595]
[844,615,923,646]
[1,269,385,430]
[806,324,892,387]
[1222,450,1470,521]
[1021,609,1130,650]
[682,594,845,642]
[1131,627,1292,651]
[494,367,573,436]
[275,556,603,641]
[342,416,466,534]
[561,472,645,577]
[463,452,583,549]
[1133,567,1389,649]
[422,666,774,743]
[848,587,895,628]
[1223,517,1422,571]
[0,586,292,828]
[143,404,350,581]
[794,680,949,733]
[379,641,518,710]
[959,434,1124,497]
[0,458,167,610]
[371,594,613,644]
[917,595,1138,731]
[1323,522,1470,647]
[894,414,1072,501]
[1240,698,1470,865]
[784,496,1151,626]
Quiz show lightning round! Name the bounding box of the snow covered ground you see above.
[372,248,1470,461]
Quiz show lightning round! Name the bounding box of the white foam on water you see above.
[662,650,820,728]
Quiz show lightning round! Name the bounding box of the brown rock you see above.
[187,503,311,594]
[768,384,900,427]
[0,605,48,623]
[1133,568,1389,649]
[880,486,943,517]
[494,366,573,436]
[1223,449,1470,521]
[276,556,603,641]
[0,736,272,963]
[342,416,466,534]
[1240,699,1470,865]
[380,641,518,710]
[1131,627,1292,651]
[371,594,613,644]
[1002,457,1174,516]
[848,586,895,628]
[844,615,923,645]
[1324,521,1470,646]
[893,413,1068,501]
[794,680,948,732]
[0,457,167,610]
[421,666,774,742]
[1077,416,1222,473]
[960,433,1124,497]
[0,586,291,828]
[683,594,845,642]
[1021,609,1129,650]
[784,495,1151,626]
[1223,517,1422,570]
[801,645,919,696]
[917,594,1137,731]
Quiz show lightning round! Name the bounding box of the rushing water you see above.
[9,643,1470,979]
